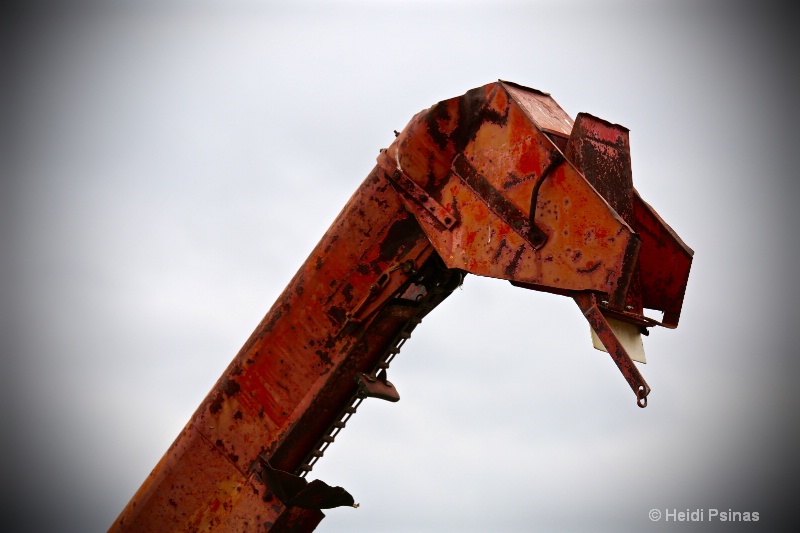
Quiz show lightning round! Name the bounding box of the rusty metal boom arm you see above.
[110,81,692,532]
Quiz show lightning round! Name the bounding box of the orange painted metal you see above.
[109,81,692,532]
[377,81,640,304]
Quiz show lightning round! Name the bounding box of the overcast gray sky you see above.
[3,0,799,531]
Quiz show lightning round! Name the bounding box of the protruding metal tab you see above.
[355,370,400,402]
[258,458,358,510]
[574,291,651,407]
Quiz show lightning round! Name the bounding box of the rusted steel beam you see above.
[110,81,692,532]
[110,168,453,531]
[574,291,651,406]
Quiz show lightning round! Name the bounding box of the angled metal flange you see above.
[574,291,650,407]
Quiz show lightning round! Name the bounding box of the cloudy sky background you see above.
[4,0,799,531]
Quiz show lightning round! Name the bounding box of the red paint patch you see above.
[518,147,540,176]
[551,166,567,186]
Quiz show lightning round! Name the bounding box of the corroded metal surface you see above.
[564,111,693,327]
[633,192,693,327]
[376,82,640,305]
[110,81,692,532]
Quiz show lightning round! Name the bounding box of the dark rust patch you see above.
[493,238,509,263]
[327,306,347,325]
[259,307,282,336]
[612,234,641,307]
[425,101,452,151]
[379,215,422,261]
[451,86,508,153]
[450,194,461,223]
[577,261,602,274]
[221,377,241,398]
[502,172,525,189]
[342,283,355,303]
[315,350,332,366]
[323,235,339,254]
[504,246,525,277]
[209,392,223,414]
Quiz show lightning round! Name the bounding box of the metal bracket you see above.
[574,291,651,407]
[338,259,418,336]
[386,170,458,230]
[257,457,358,510]
[451,153,550,250]
[355,369,400,402]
